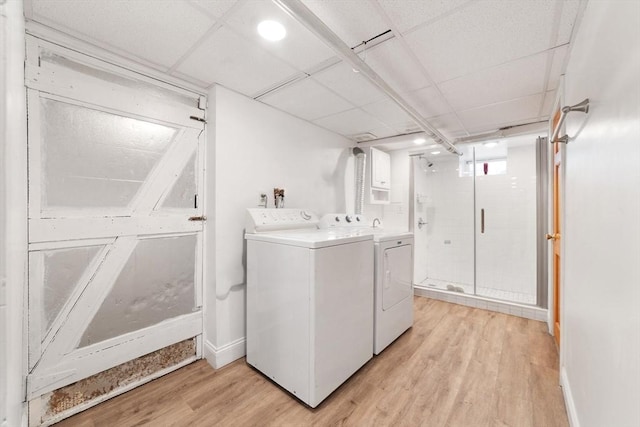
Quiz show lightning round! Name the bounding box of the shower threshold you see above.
[414,281,546,322]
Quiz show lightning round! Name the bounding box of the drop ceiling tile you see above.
[188,0,238,19]
[457,94,544,134]
[404,0,559,83]
[367,126,399,139]
[31,0,214,68]
[557,0,581,44]
[224,0,336,71]
[361,98,414,128]
[177,26,299,95]
[377,0,472,34]
[392,121,422,135]
[405,86,452,118]
[301,0,389,48]
[547,45,569,91]
[428,113,467,138]
[438,52,547,111]
[314,61,386,107]
[260,78,354,121]
[541,90,557,118]
[366,38,430,93]
[313,108,393,137]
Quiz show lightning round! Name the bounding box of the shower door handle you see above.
[480,209,485,234]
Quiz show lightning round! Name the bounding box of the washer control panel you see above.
[246,208,319,233]
[318,213,368,229]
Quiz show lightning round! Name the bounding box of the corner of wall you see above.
[203,84,217,354]
[203,338,246,369]
[560,367,580,427]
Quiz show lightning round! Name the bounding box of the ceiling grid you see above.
[24,0,583,150]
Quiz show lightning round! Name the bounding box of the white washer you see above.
[319,214,414,354]
[245,209,374,408]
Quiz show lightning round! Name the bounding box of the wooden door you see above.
[24,38,206,402]
[549,110,562,347]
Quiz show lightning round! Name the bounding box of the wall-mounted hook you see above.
[551,98,590,144]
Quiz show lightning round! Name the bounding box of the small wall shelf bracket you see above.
[551,98,590,144]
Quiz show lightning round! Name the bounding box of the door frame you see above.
[23,35,209,422]
[548,83,566,346]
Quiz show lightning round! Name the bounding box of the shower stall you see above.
[412,135,546,307]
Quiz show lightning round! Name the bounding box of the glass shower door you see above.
[474,139,538,304]
[412,151,474,294]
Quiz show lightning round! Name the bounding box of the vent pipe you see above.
[352,147,366,215]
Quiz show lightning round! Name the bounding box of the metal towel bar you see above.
[551,98,590,144]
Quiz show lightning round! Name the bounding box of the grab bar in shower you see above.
[551,98,590,144]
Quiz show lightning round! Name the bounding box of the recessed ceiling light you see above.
[414,138,426,145]
[257,20,286,41]
[431,151,441,155]
[483,141,498,148]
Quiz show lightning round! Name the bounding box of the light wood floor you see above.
[57,297,568,427]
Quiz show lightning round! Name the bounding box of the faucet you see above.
[372,218,381,228]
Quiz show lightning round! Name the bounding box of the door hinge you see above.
[198,95,207,110]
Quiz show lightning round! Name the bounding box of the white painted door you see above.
[25,39,206,400]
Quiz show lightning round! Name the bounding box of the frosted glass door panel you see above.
[40,99,176,210]
[475,141,537,304]
[78,234,197,347]
[160,153,197,209]
[418,153,474,293]
[36,246,102,340]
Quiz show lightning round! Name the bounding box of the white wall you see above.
[204,85,353,366]
[560,2,640,426]
[1,0,27,425]
[0,3,7,424]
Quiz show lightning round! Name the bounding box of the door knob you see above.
[545,233,559,240]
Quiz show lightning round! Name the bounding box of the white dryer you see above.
[245,209,374,408]
[319,214,414,354]
[373,230,414,354]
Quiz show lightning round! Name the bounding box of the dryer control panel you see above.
[246,208,319,233]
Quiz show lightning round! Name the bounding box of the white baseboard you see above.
[560,366,580,427]
[204,338,246,369]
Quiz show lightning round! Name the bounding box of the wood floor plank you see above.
[56,297,568,427]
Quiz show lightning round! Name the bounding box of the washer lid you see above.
[245,228,373,248]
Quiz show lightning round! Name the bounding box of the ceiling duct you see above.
[350,132,377,142]
[273,0,461,156]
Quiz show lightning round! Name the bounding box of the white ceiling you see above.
[25,0,583,149]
